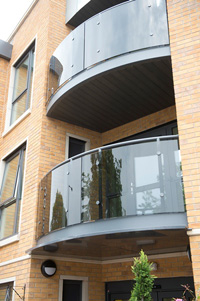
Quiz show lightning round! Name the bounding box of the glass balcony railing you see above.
[37,136,185,239]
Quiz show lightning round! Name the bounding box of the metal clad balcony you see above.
[65,0,129,27]
[47,0,174,132]
[34,136,186,256]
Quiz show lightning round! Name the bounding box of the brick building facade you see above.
[0,0,199,300]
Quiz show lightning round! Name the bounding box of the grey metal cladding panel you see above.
[53,24,84,86]
[34,212,187,250]
[85,0,169,68]
[0,39,13,60]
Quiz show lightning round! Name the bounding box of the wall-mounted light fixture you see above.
[41,260,57,278]
[151,262,158,271]
[136,239,155,246]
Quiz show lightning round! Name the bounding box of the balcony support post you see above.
[157,138,165,212]
[98,149,103,219]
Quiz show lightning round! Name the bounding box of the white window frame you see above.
[0,277,16,301]
[0,138,28,247]
[65,133,90,159]
[3,36,37,136]
[59,275,88,301]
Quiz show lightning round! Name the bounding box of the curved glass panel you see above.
[37,136,185,238]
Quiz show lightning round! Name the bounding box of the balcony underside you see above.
[47,47,175,132]
[29,213,187,259]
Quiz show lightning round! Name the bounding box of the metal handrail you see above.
[49,135,179,173]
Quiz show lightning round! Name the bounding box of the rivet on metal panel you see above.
[44,187,47,191]
[157,151,161,156]
[71,64,74,68]
[148,4,151,7]
[96,201,100,205]
[150,33,154,36]
[72,37,74,41]
[97,49,100,53]
[69,185,73,191]
[97,21,100,25]
[44,193,47,197]
[160,193,164,197]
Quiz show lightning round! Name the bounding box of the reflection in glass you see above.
[50,190,67,231]
[0,202,16,239]
[48,56,63,98]
[38,136,185,235]
[81,152,99,222]
[136,189,161,215]
[10,92,27,124]
[0,154,19,203]
[0,284,13,300]
[13,57,29,100]
[135,155,159,187]
[49,164,68,231]
[102,149,124,218]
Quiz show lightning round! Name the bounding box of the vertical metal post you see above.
[157,138,165,212]
[98,149,103,219]
[42,186,47,235]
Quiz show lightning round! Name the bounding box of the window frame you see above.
[0,278,15,301]
[10,44,35,125]
[0,145,26,241]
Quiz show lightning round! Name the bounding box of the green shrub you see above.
[130,250,156,301]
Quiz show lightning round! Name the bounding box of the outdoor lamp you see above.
[41,260,57,277]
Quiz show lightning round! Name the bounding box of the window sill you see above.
[0,234,20,248]
[2,109,31,137]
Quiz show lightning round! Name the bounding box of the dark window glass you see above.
[63,280,82,301]
[0,146,26,240]
[10,44,35,125]
[69,137,86,158]
[172,126,178,135]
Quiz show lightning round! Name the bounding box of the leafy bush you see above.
[130,250,156,301]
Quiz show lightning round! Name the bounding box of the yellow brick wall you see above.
[2,255,189,301]
[0,0,195,299]
[102,105,176,145]
[166,0,200,293]
[0,259,31,300]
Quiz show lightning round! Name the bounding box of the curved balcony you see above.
[32,136,187,258]
[66,0,130,27]
[47,0,174,132]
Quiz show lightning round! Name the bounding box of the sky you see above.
[0,0,34,41]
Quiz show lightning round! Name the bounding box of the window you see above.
[66,133,90,159]
[0,146,26,240]
[59,276,88,301]
[69,137,86,158]
[10,44,35,125]
[0,282,13,300]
